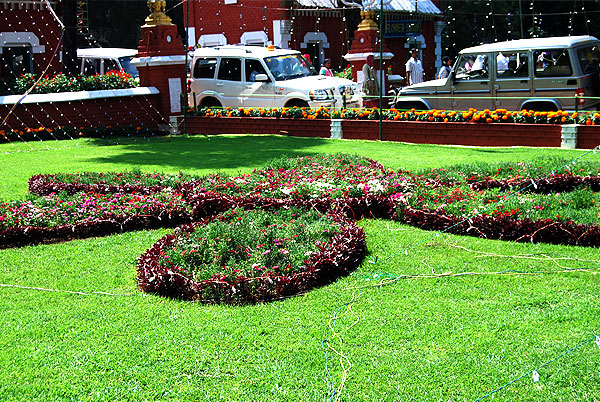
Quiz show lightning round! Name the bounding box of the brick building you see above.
[183,0,445,79]
[0,0,63,83]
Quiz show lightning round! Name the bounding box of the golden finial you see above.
[142,0,173,27]
[357,10,379,31]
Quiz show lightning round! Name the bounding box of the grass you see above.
[1,134,599,401]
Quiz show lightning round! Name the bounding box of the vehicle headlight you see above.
[339,85,354,96]
[309,89,330,100]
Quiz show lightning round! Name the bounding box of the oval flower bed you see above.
[137,207,367,303]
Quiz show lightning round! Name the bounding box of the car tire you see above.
[393,101,428,111]
[286,100,310,108]
[201,97,223,108]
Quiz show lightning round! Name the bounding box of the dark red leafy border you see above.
[137,209,367,303]
[398,206,600,247]
[28,174,168,196]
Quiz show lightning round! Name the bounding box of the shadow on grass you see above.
[86,134,332,172]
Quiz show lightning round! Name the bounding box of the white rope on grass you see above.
[0,283,133,297]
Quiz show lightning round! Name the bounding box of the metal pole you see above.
[378,0,383,142]
[184,0,190,134]
[519,0,524,38]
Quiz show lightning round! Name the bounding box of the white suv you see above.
[188,45,362,109]
[77,48,139,77]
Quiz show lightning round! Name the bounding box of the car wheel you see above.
[201,98,223,108]
[393,102,428,111]
[286,100,310,108]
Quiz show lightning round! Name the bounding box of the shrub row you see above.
[469,174,600,193]
[189,106,600,125]
[137,209,367,303]
[398,206,600,247]
[29,175,169,196]
[0,208,193,249]
[2,71,137,95]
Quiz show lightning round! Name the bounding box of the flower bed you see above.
[2,70,137,95]
[137,207,366,303]
[397,159,600,246]
[4,154,600,301]
[189,106,600,125]
[0,191,194,249]
[4,155,400,248]
[29,171,197,196]
[0,125,166,144]
[180,154,410,200]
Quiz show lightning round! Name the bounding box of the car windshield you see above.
[263,54,315,81]
[119,56,139,77]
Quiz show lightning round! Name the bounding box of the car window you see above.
[82,58,100,75]
[455,53,488,80]
[193,57,217,79]
[104,58,119,72]
[496,52,528,79]
[217,58,242,81]
[118,56,139,77]
[264,54,312,81]
[577,45,600,75]
[534,49,572,77]
[245,59,267,82]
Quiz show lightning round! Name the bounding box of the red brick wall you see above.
[182,116,330,138]
[0,94,164,129]
[290,15,347,70]
[0,5,63,76]
[342,120,563,147]
[182,116,565,148]
[576,126,600,149]
[188,0,286,45]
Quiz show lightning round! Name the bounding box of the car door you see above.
[215,57,243,108]
[493,51,532,110]
[189,57,217,106]
[451,52,495,110]
[241,58,274,107]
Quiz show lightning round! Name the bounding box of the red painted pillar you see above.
[344,10,394,108]
[132,1,186,120]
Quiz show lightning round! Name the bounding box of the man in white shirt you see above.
[405,48,425,86]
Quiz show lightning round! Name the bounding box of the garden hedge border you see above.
[0,208,194,249]
[137,208,367,303]
[398,206,600,247]
[28,174,169,196]
[469,174,600,193]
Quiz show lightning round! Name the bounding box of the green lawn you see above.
[1,135,599,401]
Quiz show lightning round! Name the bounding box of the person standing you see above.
[362,54,380,107]
[437,56,452,80]
[405,48,425,86]
[319,59,334,76]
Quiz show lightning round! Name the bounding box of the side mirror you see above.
[255,73,269,82]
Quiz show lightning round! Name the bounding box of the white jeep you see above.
[188,45,362,109]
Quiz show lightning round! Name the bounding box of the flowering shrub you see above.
[3,154,600,301]
[3,70,137,95]
[160,207,337,282]
[29,171,197,196]
[182,154,411,201]
[0,125,165,143]
[403,182,599,225]
[137,207,367,303]
[396,159,600,246]
[189,106,600,125]
[0,191,191,230]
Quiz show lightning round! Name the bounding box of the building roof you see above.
[295,0,442,15]
[460,35,599,54]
